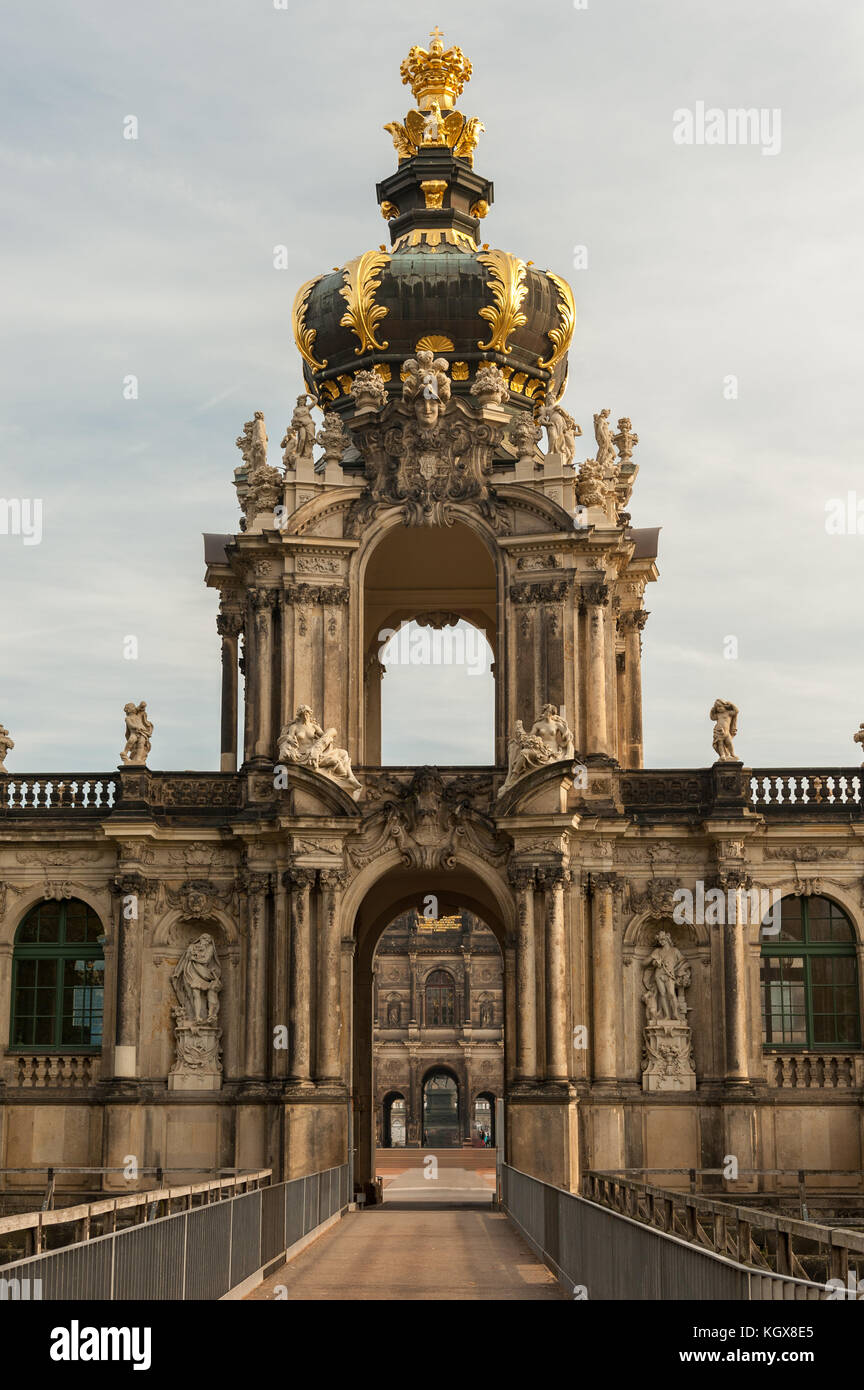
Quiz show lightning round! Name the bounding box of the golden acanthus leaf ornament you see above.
[477,250,530,354]
[339,251,391,355]
[292,274,328,372]
[538,271,576,371]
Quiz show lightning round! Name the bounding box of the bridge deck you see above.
[247,1201,564,1301]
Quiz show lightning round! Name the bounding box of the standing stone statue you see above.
[172,932,222,1024]
[276,704,362,799]
[281,394,317,468]
[710,699,740,762]
[854,723,864,766]
[641,930,696,1092]
[642,931,690,1023]
[593,408,615,469]
[540,390,581,468]
[169,932,223,1091]
[0,723,13,772]
[498,703,576,796]
[120,702,153,766]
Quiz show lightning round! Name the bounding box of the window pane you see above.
[777,898,803,941]
[60,958,104,1047]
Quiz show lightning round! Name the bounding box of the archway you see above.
[350,859,511,1196]
[382,1092,407,1148]
[474,1092,497,1147]
[361,520,499,765]
[422,1068,460,1148]
[379,619,495,765]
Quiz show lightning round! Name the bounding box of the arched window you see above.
[761,895,860,1050]
[10,900,105,1050]
[425,969,455,1026]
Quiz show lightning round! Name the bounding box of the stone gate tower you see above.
[203,29,658,1189]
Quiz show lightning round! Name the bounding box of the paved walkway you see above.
[247,1205,564,1301]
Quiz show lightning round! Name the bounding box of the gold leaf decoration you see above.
[510,372,528,394]
[321,381,340,401]
[373,362,392,382]
[380,201,400,220]
[416,334,455,353]
[292,275,327,372]
[337,374,354,395]
[339,251,391,355]
[477,249,529,354]
[452,361,469,380]
[538,270,576,371]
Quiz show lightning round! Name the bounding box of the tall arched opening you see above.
[349,859,512,1197]
[361,521,499,765]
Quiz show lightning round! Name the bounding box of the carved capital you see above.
[216,610,244,640]
[319,868,351,893]
[580,582,609,610]
[282,867,317,892]
[537,865,571,890]
[507,864,536,891]
[284,583,350,607]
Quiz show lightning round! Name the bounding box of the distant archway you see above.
[422,1068,460,1148]
[382,1091,406,1148]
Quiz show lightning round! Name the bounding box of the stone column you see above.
[317,870,348,1083]
[582,583,610,757]
[591,873,621,1083]
[620,609,647,770]
[217,610,242,773]
[285,868,315,1085]
[462,946,472,1027]
[364,652,385,766]
[509,866,538,1083]
[541,866,569,1083]
[251,588,276,762]
[409,950,418,1026]
[111,872,147,1078]
[272,869,289,1078]
[723,880,751,1086]
[243,872,270,1078]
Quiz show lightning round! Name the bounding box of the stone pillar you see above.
[251,588,276,762]
[462,947,472,1027]
[243,872,270,1078]
[364,652,385,766]
[111,872,147,1078]
[541,866,569,1083]
[409,950,418,1026]
[217,610,242,773]
[317,870,348,1083]
[591,873,621,1083]
[509,866,538,1083]
[271,869,289,1078]
[582,583,610,757]
[723,882,751,1086]
[620,609,647,770]
[285,868,315,1085]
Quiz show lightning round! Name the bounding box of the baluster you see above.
[853,775,862,805]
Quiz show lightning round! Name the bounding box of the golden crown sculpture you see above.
[387,29,484,167]
[400,26,473,111]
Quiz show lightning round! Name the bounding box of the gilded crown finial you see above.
[400,28,473,111]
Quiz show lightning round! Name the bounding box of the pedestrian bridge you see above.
[1,1160,860,1301]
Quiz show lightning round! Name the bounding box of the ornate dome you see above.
[291,29,575,426]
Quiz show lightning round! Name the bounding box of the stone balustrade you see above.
[763,1053,864,1090]
[750,769,862,809]
[8,1055,101,1088]
[1,777,118,811]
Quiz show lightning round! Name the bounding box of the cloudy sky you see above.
[2,0,863,773]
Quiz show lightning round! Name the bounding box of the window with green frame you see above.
[10,900,105,1050]
[760,895,860,1050]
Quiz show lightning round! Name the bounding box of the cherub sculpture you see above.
[120,702,153,766]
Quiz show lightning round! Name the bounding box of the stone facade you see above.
[1,34,864,1207]
[372,910,503,1146]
